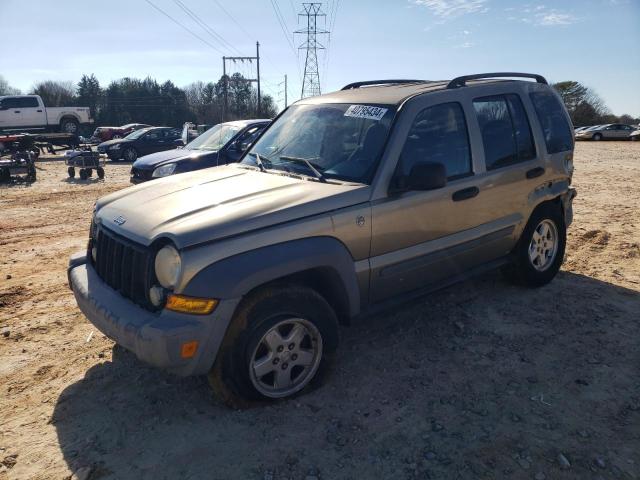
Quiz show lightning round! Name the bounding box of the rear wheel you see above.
[60,118,79,134]
[96,167,105,179]
[502,203,566,287]
[592,133,602,141]
[79,169,88,180]
[68,166,75,178]
[209,285,339,407]
[0,168,10,182]
[26,166,36,183]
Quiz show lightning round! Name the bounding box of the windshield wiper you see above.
[247,152,266,172]
[279,156,326,182]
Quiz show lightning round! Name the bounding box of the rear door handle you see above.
[37,109,43,112]
[526,167,545,179]
[14,110,20,113]
[452,186,479,202]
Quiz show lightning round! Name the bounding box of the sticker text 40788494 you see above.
[343,105,388,121]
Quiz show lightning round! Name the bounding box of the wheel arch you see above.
[59,114,80,125]
[182,237,361,324]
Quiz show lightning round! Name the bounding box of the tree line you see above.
[0,74,278,129]
[1,74,637,128]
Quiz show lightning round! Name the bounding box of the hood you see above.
[132,148,216,169]
[95,164,369,249]
[98,138,130,148]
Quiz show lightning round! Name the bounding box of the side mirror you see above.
[393,162,446,193]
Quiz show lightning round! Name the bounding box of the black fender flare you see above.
[182,236,361,317]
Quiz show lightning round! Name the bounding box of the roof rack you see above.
[446,72,548,89]
[341,79,427,90]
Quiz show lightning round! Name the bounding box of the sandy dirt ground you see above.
[1,142,639,480]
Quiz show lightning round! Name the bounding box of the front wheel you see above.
[502,203,566,287]
[209,285,339,407]
[122,147,137,162]
[592,133,602,141]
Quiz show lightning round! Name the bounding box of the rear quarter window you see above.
[529,91,573,154]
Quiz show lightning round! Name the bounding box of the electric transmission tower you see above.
[295,3,329,98]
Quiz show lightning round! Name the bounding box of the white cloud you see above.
[538,12,575,25]
[411,0,489,18]
[516,4,579,26]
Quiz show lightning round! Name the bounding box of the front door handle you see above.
[14,110,20,113]
[452,186,479,202]
[37,109,43,112]
[526,167,545,179]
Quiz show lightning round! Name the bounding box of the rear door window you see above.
[399,102,472,180]
[17,97,39,108]
[529,91,573,154]
[473,94,536,170]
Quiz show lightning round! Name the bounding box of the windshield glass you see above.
[124,128,151,140]
[243,103,395,184]
[187,123,241,151]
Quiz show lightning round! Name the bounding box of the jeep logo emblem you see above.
[113,215,126,226]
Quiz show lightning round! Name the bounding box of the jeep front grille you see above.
[91,225,155,310]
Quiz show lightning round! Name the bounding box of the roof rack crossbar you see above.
[446,72,548,89]
[341,79,427,90]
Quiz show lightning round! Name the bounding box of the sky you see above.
[1,0,638,115]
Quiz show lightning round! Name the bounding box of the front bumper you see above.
[68,253,240,376]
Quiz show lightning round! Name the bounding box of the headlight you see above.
[109,144,121,150]
[155,245,182,289]
[152,163,177,178]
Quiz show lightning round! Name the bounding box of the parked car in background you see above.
[575,123,635,140]
[630,127,640,141]
[131,119,270,183]
[0,95,92,134]
[97,127,181,161]
[574,126,589,133]
[91,123,150,143]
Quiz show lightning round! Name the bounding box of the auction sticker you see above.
[344,105,388,121]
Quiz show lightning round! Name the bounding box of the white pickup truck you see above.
[0,95,93,134]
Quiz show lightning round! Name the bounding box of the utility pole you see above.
[256,42,261,117]
[221,42,261,120]
[295,3,329,98]
[222,56,227,122]
[278,74,288,110]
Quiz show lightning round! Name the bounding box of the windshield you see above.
[187,123,241,151]
[243,103,395,184]
[124,128,151,140]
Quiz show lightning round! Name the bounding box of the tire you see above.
[122,147,137,162]
[209,285,340,407]
[86,168,93,177]
[79,169,88,180]
[96,167,105,179]
[0,168,10,182]
[502,202,566,287]
[631,135,638,142]
[60,118,79,134]
[592,133,602,141]
[68,167,75,178]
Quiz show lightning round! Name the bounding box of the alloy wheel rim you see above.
[249,318,323,398]
[528,219,559,272]
[125,149,136,161]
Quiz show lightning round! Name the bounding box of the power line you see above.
[269,0,298,58]
[143,0,226,55]
[172,0,243,56]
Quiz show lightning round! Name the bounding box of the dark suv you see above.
[97,127,181,161]
[130,119,270,183]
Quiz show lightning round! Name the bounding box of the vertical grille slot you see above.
[91,225,154,310]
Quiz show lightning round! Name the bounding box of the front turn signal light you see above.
[166,294,218,315]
